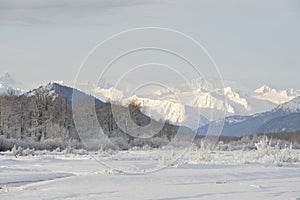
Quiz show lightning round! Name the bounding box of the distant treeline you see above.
[258,131,300,144]
[212,131,300,144]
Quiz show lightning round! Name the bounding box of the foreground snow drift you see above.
[0,148,300,200]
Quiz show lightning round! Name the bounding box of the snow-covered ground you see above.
[1,146,300,200]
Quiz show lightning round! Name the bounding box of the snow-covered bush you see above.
[254,138,298,166]
[0,136,82,152]
[214,135,300,152]
[11,145,23,157]
[188,137,300,166]
[22,148,35,156]
[63,145,74,154]
[189,142,214,164]
[254,138,272,158]
[54,147,61,152]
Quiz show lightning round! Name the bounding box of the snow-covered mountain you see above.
[0,72,15,86]
[0,72,23,94]
[128,95,209,129]
[91,79,299,129]
[198,96,300,136]
[254,85,300,104]
[91,87,209,129]
[92,83,250,125]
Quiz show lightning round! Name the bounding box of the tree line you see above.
[0,87,177,150]
[0,89,76,142]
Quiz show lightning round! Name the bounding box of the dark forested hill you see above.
[0,83,179,151]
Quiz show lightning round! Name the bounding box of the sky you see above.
[0,0,299,91]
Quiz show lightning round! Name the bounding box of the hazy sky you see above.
[0,0,299,90]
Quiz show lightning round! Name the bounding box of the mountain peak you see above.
[191,78,213,92]
[223,86,235,94]
[0,72,15,86]
[254,85,273,94]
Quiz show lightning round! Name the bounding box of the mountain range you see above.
[91,79,300,130]
[1,72,300,137]
[198,96,300,136]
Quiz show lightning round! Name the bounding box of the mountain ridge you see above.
[198,96,300,137]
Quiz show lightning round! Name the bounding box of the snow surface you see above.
[1,147,300,200]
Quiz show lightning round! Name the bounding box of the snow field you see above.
[1,143,300,200]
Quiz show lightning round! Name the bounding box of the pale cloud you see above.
[0,0,153,26]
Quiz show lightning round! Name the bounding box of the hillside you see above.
[198,96,300,137]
